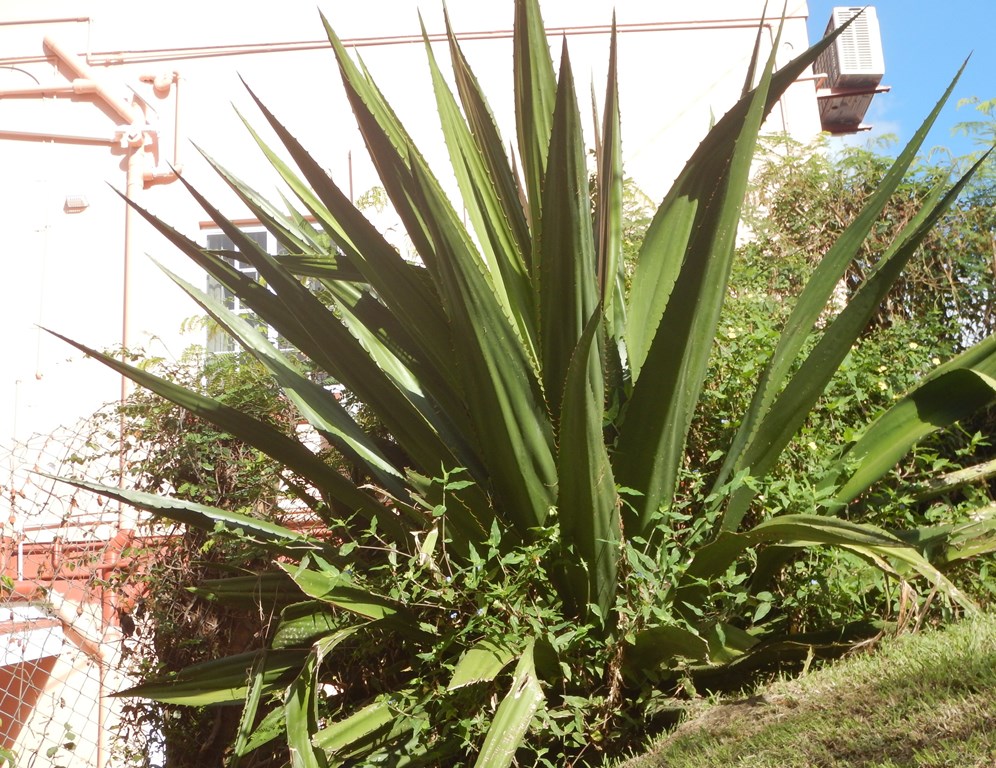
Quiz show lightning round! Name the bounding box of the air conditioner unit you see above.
[814,7,886,133]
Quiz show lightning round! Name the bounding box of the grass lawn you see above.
[618,613,996,768]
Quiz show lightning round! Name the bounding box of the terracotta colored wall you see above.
[0,655,58,750]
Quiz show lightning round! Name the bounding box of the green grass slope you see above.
[619,614,996,768]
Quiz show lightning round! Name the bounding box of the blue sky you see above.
[806,2,996,159]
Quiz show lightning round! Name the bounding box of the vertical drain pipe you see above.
[121,136,144,433]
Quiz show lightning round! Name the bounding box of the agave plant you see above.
[55,1,996,764]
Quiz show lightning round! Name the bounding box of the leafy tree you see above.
[695,136,996,630]
[744,134,996,346]
[81,349,297,766]
[954,96,996,152]
[53,4,996,765]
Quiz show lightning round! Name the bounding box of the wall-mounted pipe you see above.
[172,74,181,168]
[137,71,182,173]
[0,83,75,97]
[96,17,790,62]
[0,17,89,28]
[45,586,108,664]
[144,167,182,185]
[42,36,140,127]
[2,16,803,67]
[0,128,113,145]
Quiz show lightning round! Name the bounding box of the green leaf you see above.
[312,699,395,754]
[122,179,481,526]
[447,640,516,690]
[922,506,996,566]
[749,514,919,548]
[194,143,335,261]
[445,9,532,270]
[277,560,401,621]
[624,18,849,381]
[539,41,600,423]
[623,625,710,680]
[170,173,464,488]
[614,19,781,535]
[556,309,618,619]
[167,266,401,469]
[190,572,299,610]
[232,92,460,397]
[286,651,329,768]
[407,157,558,536]
[702,621,760,664]
[325,13,561,540]
[513,0,557,232]
[44,330,387,528]
[156,264,410,497]
[231,652,267,764]
[272,252,365,282]
[831,367,996,506]
[474,641,544,768]
[272,602,342,649]
[238,706,285,757]
[593,18,626,340]
[322,18,454,289]
[423,16,537,362]
[286,628,361,768]
[748,515,977,611]
[48,475,333,558]
[114,649,307,705]
[199,148,450,391]
[680,513,977,613]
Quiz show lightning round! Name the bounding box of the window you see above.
[204,228,293,354]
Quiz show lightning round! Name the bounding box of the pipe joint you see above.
[115,124,151,148]
[144,165,182,186]
[71,78,96,94]
[138,71,179,96]
[44,35,142,125]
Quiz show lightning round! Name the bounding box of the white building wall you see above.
[2,1,820,454]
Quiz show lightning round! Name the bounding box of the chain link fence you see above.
[1,419,159,768]
[2,377,315,768]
